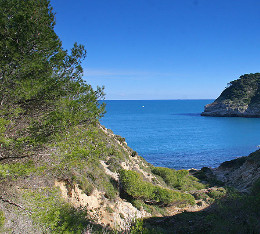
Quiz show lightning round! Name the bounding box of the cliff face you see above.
[201,73,260,117]
[213,150,260,192]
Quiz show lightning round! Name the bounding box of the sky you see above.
[51,0,260,100]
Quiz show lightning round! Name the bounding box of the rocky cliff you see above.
[213,149,260,192]
[201,73,260,117]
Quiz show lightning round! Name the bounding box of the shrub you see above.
[22,188,103,233]
[207,188,226,199]
[115,135,125,143]
[192,191,209,201]
[77,178,94,196]
[0,160,37,180]
[0,210,5,229]
[152,167,205,191]
[102,178,117,199]
[107,157,122,172]
[119,170,195,206]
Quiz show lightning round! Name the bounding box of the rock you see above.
[212,150,260,192]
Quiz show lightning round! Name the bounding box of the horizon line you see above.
[102,98,215,101]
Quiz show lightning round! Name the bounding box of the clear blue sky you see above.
[51,0,260,100]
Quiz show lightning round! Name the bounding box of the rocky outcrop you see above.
[201,101,260,117]
[201,73,260,117]
[212,150,260,192]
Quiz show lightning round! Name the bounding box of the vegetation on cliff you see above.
[202,73,260,117]
[219,73,260,104]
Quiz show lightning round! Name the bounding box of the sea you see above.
[100,100,260,170]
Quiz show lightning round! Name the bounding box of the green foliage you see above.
[0,210,5,228]
[131,200,167,216]
[53,127,110,175]
[102,177,118,199]
[0,118,12,147]
[51,125,124,199]
[107,157,122,172]
[140,187,260,233]
[193,167,224,187]
[130,219,162,234]
[152,167,205,191]
[219,73,260,104]
[130,219,145,234]
[77,177,94,196]
[119,169,195,206]
[23,188,103,233]
[115,135,125,144]
[0,0,105,156]
[192,191,210,201]
[0,160,37,180]
[207,188,226,199]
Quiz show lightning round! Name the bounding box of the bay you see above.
[100,100,260,169]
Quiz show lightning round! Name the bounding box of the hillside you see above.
[0,122,224,233]
[201,73,260,117]
[139,151,260,233]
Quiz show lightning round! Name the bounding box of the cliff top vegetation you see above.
[217,73,260,104]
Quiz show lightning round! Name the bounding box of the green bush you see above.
[52,125,131,200]
[130,218,162,234]
[0,210,5,228]
[102,177,118,199]
[0,160,37,180]
[0,118,11,145]
[107,157,122,172]
[119,170,195,206]
[192,192,209,201]
[115,135,125,143]
[22,188,103,233]
[152,167,205,191]
[77,178,94,196]
[207,188,226,199]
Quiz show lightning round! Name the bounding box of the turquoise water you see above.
[100,100,260,169]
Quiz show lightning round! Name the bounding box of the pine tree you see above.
[0,0,105,157]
